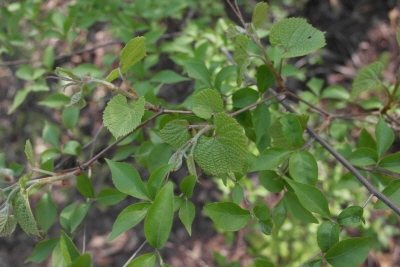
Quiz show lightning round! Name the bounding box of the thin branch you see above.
[122,240,148,267]
[297,251,323,267]
[355,166,400,179]
[229,92,287,116]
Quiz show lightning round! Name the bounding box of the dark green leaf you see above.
[374,180,400,210]
[203,202,251,231]
[150,70,190,84]
[180,175,197,198]
[70,202,91,232]
[254,204,270,221]
[71,253,92,267]
[232,184,244,204]
[179,200,195,235]
[215,65,237,91]
[272,198,286,231]
[337,206,364,226]
[351,62,384,99]
[232,88,259,108]
[375,116,394,158]
[60,230,80,265]
[346,148,378,166]
[25,238,59,263]
[147,163,175,199]
[317,221,339,252]
[325,237,372,267]
[126,253,156,267]
[184,58,212,87]
[159,119,191,149]
[234,35,250,86]
[379,153,400,173]
[36,192,57,233]
[97,189,127,206]
[256,65,276,93]
[289,151,318,185]
[254,258,275,267]
[60,202,77,232]
[76,174,95,199]
[280,114,305,148]
[258,170,284,193]
[283,192,318,224]
[249,147,291,172]
[259,219,273,235]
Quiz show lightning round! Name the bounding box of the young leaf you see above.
[159,119,191,149]
[70,202,91,233]
[289,151,318,185]
[105,159,150,200]
[280,114,305,148]
[108,202,152,242]
[120,37,147,72]
[103,95,145,139]
[346,148,378,166]
[184,58,212,88]
[283,192,318,224]
[25,238,59,263]
[256,65,276,93]
[337,206,364,227]
[325,237,372,267]
[70,253,92,267]
[147,163,175,199]
[234,35,250,86]
[249,147,291,172]
[179,200,195,235]
[144,182,174,249]
[232,184,244,204]
[254,258,275,267]
[12,190,40,236]
[180,175,197,198]
[379,153,400,173]
[97,189,127,206]
[36,192,57,233]
[126,253,156,267]
[25,140,35,167]
[203,202,251,231]
[254,204,270,221]
[193,89,224,119]
[76,174,95,199]
[258,170,284,193]
[105,68,120,83]
[283,178,330,219]
[60,230,80,265]
[375,116,394,158]
[194,113,248,175]
[252,2,268,29]
[374,180,400,210]
[259,219,273,235]
[270,18,326,58]
[351,62,384,99]
[0,213,17,237]
[317,221,340,252]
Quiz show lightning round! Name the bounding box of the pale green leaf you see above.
[252,2,268,29]
[43,46,55,69]
[12,190,40,236]
[203,202,251,231]
[126,253,156,267]
[103,95,145,139]
[234,35,250,86]
[375,116,394,158]
[193,89,224,119]
[351,61,384,99]
[215,65,237,91]
[159,119,191,149]
[325,237,372,267]
[36,192,57,233]
[179,200,195,235]
[8,88,30,114]
[105,68,120,83]
[62,106,79,130]
[43,122,60,149]
[25,140,35,167]
[270,18,326,58]
[232,184,244,204]
[38,93,70,108]
[60,231,80,265]
[70,202,91,233]
[184,58,212,87]
[0,213,17,237]
[120,37,147,72]
[289,151,318,185]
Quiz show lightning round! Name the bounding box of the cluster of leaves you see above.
[1,1,400,267]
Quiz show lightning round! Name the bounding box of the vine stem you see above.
[122,240,148,267]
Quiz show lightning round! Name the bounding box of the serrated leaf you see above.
[144,182,174,249]
[126,253,156,267]
[108,202,151,242]
[375,116,394,158]
[283,192,318,224]
[194,113,248,175]
[270,18,326,58]
[337,206,364,226]
[103,95,145,139]
[25,140,35,167]
[252,2,268,29]
[374,180,400,210]
[226,25,246,39]
[351,62,384,99]
[159,119,191,149]
[120,37,147,72]
[105,159,150,200]
[12,190,40,236]
[234,35,250,86]
[289,151,318,185]
[317,221,339,252]
[325,237,372,267]
[180,175,197,198]
[179,200,195,235]
[249,147,290,172]
[283,178,330,218]
[36,192,57,233]
[203,202,251,231]
[25,238,59,263]
[193,89,224,119]
[0,213,17,237]
[60,230,80,265]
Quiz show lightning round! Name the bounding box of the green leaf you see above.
[249,147,291,172]
[71,253,92,267]
[70,202,91,233]
[38,93,70,108]
[254,258,275,267]
[259,219,273,235]
[179,200,195,235]
[150,70,190,84]
[147,143,172,174]
[268,114,308,149]
[321,85,350,100]
[325,237,372,267]
[253,204,270,221]
[147,163,175,199]
[194,113,248,175]
[12,190,40,236]
[144,182,174,249]
[280,114,305,148]
[259,170,284,193]
[232,88,259,108]
[159,119,191,149]
[272,198,286,231]
[0,213,17,237]
[174,196,185,212]
[283,178,330,218]
[76,174,95,199]
[105,159,150,200]
[43,122,60,148]
[108,202,152,242]
[317,221,339,252]
[358,128,376,150]
[180,175,197,198]
[283,192,318,224]
[346,148,378,166]
[379,153,400,173]
[337,206,364,226]
[289,151,318,185]
[252,2,268,29]
[120,37,147,72]
[97,189,127,206]
[60,202,77,232]
[306,77,324,95]
[375,116,394,158]
[215,65,237,91]
[62,106,79,130]
[351,62,384,99]
[126,253,156,267]
[8,88,30,114]
[36,192,57,233]
[25,238,59,263]
[63,141,82,156]
[70,91,86,109]
[103,95,145,139]
[25,140,35,167]
[374,180,400,210]
[232,184,244,204]
[52,241,68,267]
[256,65,276,93]
[203,202,251,231]
[105,68,120,83]
[184,58,212,87]
[303,260,323,267]
[60,230,80,265]
[193,89,224,119]
[234,35,250,86]
[270,18,326,58]
[43,46,55,69]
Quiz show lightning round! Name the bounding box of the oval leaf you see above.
[203,202,251,231]
[325,237,372,267]
[317,221,340,252]
[289,150,318,185]
[179,200,195,236]
[337,206,364,227]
